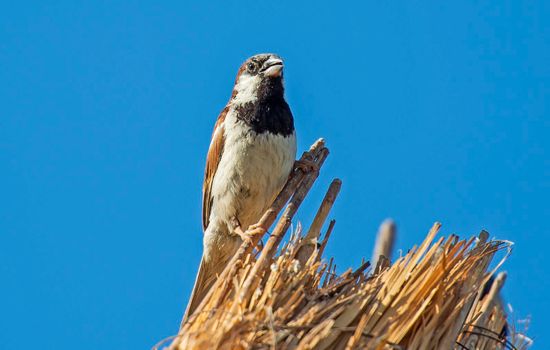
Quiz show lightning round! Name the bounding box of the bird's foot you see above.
[247,222,264,232]
[246,224,267,251]
[232,220,265,251]
[294,159,319,173]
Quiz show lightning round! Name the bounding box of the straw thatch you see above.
[155,139,531,350]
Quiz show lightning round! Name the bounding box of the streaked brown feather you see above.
[202,107,229,231]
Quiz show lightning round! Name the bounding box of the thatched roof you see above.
[155,139,531,350]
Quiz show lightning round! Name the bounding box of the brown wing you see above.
[202,107,228,231]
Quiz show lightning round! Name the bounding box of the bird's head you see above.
[231,53,285,105]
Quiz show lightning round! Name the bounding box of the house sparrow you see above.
[183,54,297,321]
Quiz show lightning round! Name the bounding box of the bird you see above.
[183,53,298,323]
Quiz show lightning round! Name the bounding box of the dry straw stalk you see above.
[155,139,530,350]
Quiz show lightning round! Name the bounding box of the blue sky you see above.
[1,1,548,349]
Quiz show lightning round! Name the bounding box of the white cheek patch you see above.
[233,74,260,104]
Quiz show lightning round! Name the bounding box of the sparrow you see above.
[183,54,297,321]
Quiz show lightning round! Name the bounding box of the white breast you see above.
[208,110,297,233]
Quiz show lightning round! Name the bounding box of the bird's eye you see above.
[247,62,257,73]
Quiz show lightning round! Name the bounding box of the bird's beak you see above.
[261,57,284,77]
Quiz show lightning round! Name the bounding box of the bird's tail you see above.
[180,256,217,328]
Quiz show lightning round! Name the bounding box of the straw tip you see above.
[312,138,325,148]
[380,218,396,228]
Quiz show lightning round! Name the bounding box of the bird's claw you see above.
[234,224,266,251]
[247,225,267,251]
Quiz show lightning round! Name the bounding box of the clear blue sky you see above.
[1,1,547,349]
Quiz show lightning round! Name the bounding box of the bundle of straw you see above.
[155,139,531,350]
